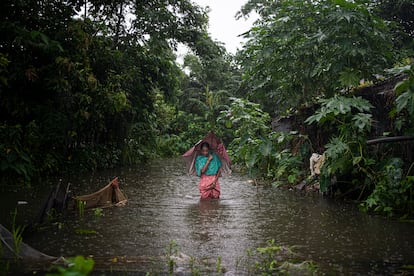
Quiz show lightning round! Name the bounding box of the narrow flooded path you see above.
[21,158,414,274]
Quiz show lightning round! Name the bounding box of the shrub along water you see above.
[228,0,414,217]
[220,81,414,217]
[219,97,310,184]
[304,73,414,217]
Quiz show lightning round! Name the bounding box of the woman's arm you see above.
[209,167,221,190]
[200,154,213,174]
[214,167,221,182]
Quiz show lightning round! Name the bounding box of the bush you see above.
[306,95,375,193]
[220,98,309,183]
[0,124,36,184]
[307,94,414,216]
[360,158,414,216]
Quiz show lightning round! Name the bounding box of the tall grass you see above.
[10,209,25,260]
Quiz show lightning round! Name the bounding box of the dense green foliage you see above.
[392,64,414,133]
[219,98,307,183]
[304,92,414,216]
[232,0,414,217]
[306,96,374,192]
[0,0,229,185]
[238,0,411,115]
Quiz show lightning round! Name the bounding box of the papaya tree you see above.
[238,0,398,115]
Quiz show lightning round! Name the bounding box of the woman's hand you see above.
[201,154,213,174]
[208,180,216,190]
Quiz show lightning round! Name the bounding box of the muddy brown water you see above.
[1,158,414,274]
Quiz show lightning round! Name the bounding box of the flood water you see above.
[3,158,414,274]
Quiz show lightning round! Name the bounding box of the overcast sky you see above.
[176,0,257,62]
[193,0,257,53]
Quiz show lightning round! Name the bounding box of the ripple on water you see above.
[11,158,413,274]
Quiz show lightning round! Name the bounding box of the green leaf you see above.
[352,113,372,131]
[395,80,409,95]
[288,174,296,183]
[339,69,360,87]
[352,156,362,165]
[325,136,349,159]
[396,91,414,115]
[246,152,258,169]
[259,139,272,157]
[386,65,412,76]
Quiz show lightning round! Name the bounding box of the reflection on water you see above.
[3,158,413,274]
[187,200,227,243]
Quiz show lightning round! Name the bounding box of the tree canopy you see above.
[0,0,228,182]
[238,0,413,115]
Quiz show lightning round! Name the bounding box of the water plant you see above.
[0,261,10,276]
[93,207,103,218]
[216,255,222,273]
[142,241,318,274]
[74,229,97,235]
[254,240,284,273]
[168,257,175,275]
[246,240,318,275]
[234,256,243,275]
[77,200,86,218]
[0,240,10,276]
[189,256,200,276]
[164,240,179,275]
[46,255,94,276]
[10,209,25,260]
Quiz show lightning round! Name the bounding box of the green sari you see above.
[195,152,221,176]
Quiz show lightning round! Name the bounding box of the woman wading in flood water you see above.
[195,142,222,199]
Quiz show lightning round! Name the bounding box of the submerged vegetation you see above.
[1,0,414,219]
[47,256,94,276]
[44,240,317,275]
